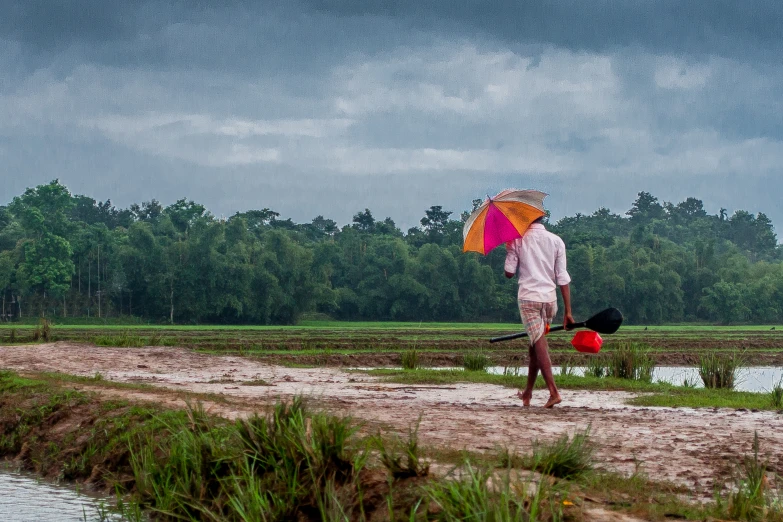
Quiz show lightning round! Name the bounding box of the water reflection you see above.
[0,470,124,522]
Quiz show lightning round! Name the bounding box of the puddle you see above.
[486,366,783,393]
[0,469,125,521]
[359,365,783,393]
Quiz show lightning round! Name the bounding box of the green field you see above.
[1,320,782,331]
[1,320,782,367]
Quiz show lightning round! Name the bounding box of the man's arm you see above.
[560,284,576,329]
[504,241,518,279]
[555,239,575,329]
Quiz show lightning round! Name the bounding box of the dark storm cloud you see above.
[1,1,782,232]
[306,0,783,60]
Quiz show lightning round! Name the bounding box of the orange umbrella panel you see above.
[462,190,547,255]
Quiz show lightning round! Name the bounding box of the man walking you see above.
[505,216,574,408]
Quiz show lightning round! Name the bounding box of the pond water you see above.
[0,469,125,521]
[486,366,783,393]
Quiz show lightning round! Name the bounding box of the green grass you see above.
[462,351,490,372]
[401,348,420,370]
[424,464,536,521]
[2,370,780,521]
[2,320,782,331]
[772,380,783,409]
[605,342,656,382]
[628,388,782,410]
[698,351,745,389]
[526,427,594,479]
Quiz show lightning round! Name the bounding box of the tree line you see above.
[0,180,781,325]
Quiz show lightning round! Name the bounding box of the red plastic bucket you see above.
[571,331,603,353]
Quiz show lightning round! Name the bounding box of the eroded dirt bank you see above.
[2,342,781,498]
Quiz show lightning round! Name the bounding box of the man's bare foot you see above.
[517,390,531,407]
[544,395,562,408]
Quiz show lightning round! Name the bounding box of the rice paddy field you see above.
[1,322,782,520]
[1,321,781,367]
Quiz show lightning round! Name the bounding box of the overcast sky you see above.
[1,1,782,231]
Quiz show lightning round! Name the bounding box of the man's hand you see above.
[563,312,576,330]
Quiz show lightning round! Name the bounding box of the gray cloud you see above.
[1,1,782,233]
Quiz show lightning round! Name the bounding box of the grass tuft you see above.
[771,379,783,409]
[376,421,430,479]
[726,431,774,521]
[462,351,490,372]
[606,342,655,382]
[93,331,147,348]
[130,397,364,520]
[401,349,420,370]
[585,356,606,378]
[698,351,744,389]
[425,463,532,521]
[40,318,52,342]
[527,427,594,479]
[242,379,272,386]
[560,356,577,377]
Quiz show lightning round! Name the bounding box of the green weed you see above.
[496,446,524,469]
[40,318,52,342]
[376,421,430,479]
[425,464,530,521]
[462,351,490,372]
[527,427,594,480]
[629,387,781,410]
[698,351,744,389]
[726,432,774,521]
[606,342,655,382]
[129,398,365,520]
[585,356,606,378]
[771,379,783,409]
[560,357,576,377]
[682,377,697,388]
[92,331,147,348]
[401,348,420,370]
[502,365,523,377]
[242,379,272,386]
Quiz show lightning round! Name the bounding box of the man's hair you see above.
[533,216,545,224]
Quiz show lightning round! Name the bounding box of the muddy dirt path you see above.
[1,342,781,497]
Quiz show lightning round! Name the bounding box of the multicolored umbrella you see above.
[462,189,547,255]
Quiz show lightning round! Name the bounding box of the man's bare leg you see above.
[518,344,538,407]
[533,336,562,408]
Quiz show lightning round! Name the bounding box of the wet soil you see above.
[2,342,782,500]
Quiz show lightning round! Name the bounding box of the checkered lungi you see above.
[518,300,557,346]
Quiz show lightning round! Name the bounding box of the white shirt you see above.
[504,223,571,303]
